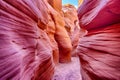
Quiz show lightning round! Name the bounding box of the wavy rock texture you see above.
[62,4,78,37]
[47,0,62,13]
[48,0,72,63]
[62,4,87,57]
[62,4,81,56]
[1,0,119,80]
[0,0,54,80]
[0,0,74,79]
[77,0,120,80]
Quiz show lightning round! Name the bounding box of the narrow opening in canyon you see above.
[0,0,120,80]
[52,0,83,80]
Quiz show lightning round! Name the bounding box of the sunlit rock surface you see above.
[62,4,78,37]
[47,0,62,13]
[0,0,54,80]
[78,0,120,80]
[62,4,81,56]
[48,0,72,63]
[1,0,119,80]
[78,0,83,6]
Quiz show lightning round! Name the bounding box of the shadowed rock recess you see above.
[0,0,120,80]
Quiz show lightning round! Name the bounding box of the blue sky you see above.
[62,0,78,7]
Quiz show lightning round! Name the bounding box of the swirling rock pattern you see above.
[48,0,72,63]
[62,4,81,56]
[78,0,120,80]
[0,0,54,80]
[0,0,74,79]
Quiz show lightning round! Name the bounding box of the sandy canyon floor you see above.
[52,57,82,80]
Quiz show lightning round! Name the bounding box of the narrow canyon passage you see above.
[0,0,120,80]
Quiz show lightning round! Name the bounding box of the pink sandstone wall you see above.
[77,0,120,80]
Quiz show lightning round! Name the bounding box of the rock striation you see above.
[0,0,74,79]
[77,0,120,80]
[1,0,119,80]
[47,0,72,63]
[62,4,81,56]
[0,0,55,80]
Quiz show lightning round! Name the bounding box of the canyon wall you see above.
[62,4,81,56]
[0,0,77,79]
[77,0,120,80]
[0,0,55,80]
[1,0,119,80]
[47,0,72,63]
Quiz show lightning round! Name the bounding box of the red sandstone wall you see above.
[0,0,73,79]
[77,0,120,80]
[0,0,54,80]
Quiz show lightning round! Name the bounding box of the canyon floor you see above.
[52,57,82,80]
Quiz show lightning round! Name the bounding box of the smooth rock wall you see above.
[77,0,120,80]
[0,0,54,80]
[0,0,74,79]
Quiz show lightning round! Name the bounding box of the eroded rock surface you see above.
[47,0,72,63]
[0,0,75,79]
[62,4,81,56]
[1,0,119,80]
[0,0,55,80]
[77,0,120,80]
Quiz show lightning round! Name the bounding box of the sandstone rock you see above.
[78,0,120,31]
[0,0,74,79]
[77,0,120,80]
[47,0,62,13]
[78,0,83,6]
[0,0,54,80]
[62,4,78,38]
[62,4,80,56]
[54,11,72,63]
[62,4,87,57]
[47,0,72,63]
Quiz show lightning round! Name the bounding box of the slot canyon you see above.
[0,0,120,80]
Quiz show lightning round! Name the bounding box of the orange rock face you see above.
[62,4,81,56]
[63,4,78,38]
[47,0,62,12]
[78,0,120,80]
[47,0,72,63]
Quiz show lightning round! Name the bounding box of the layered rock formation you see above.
[45,0,72,63]
[48,0,72,63]
[62,4,80,56]
[62,4,78,37]
[77,0,120,80]
[62,4,87,57]
[1,0,119,80]
[0,0,55,80]
[0,0,74,79]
